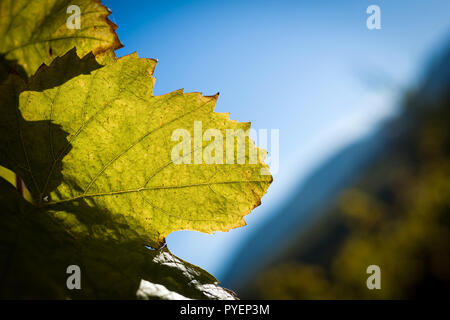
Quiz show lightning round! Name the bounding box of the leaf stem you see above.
[15,174,24,197]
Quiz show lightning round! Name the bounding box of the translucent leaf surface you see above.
[0,0,121,79]
[0,50,272,248]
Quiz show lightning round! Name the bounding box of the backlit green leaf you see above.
[0,49,272,249]
[0,177,236,299]
[0,0,121,79]
[0,0,272,299]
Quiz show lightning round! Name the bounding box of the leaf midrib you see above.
[44,179,269,206]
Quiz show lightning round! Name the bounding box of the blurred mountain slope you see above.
[223,41,450,299]
[222,129,389,289]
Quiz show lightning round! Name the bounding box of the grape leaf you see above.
[0,0,121,79]
[0,177,236,299]
[0,48,272,249]
[0,0,272,299]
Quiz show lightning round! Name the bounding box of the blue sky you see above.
[103,0,450,280]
